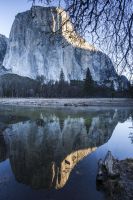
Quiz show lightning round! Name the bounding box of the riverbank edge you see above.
[0,98,133,107]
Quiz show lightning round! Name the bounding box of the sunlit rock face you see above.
[3,6,125,90]
[2,109,130,190]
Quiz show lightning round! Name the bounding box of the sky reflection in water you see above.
[0,106,132,200]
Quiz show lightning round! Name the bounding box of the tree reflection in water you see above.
[0,107,132,190]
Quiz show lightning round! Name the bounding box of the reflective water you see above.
[0,106,133,200]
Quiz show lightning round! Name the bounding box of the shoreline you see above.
[0,98,133,107]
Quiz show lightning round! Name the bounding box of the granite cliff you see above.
[3,6,129,90]
[0,34,7,66]
[0,34,9,75]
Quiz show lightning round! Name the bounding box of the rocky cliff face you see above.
[0,34,7,66]
[3,6,126,90]
[0,34,9,75]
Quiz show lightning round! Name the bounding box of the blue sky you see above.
[0,0,42,37]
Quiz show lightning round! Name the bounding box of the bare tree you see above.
[30,0,133,79]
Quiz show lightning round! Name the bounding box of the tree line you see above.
[0,68,132,98]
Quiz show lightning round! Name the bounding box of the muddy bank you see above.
[0,98,133,107]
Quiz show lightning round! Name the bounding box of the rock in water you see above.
[96,153,133,200]
[104,151,119,178]
[3,6,128,90]
[96,159,105,182]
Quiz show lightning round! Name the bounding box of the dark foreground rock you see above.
[96,152,133,200]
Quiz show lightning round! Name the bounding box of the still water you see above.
[0,106,133,200]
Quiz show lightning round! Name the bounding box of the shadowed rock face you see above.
[0,34,7,66]
[0,34,10,76]
[3,6,127,90]
[0,108,131,190]
[0,34,9,76]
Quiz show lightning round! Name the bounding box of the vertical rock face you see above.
[0,34,9,75]
[3,6,123,89]
[0,34,7,66]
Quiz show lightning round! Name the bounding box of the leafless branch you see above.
[30,0,133,79]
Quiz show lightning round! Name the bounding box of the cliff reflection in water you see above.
[0,108,131,189]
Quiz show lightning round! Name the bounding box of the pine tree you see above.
[84,68,93,96]
[59,69,65,83]
[58,69,65,97]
